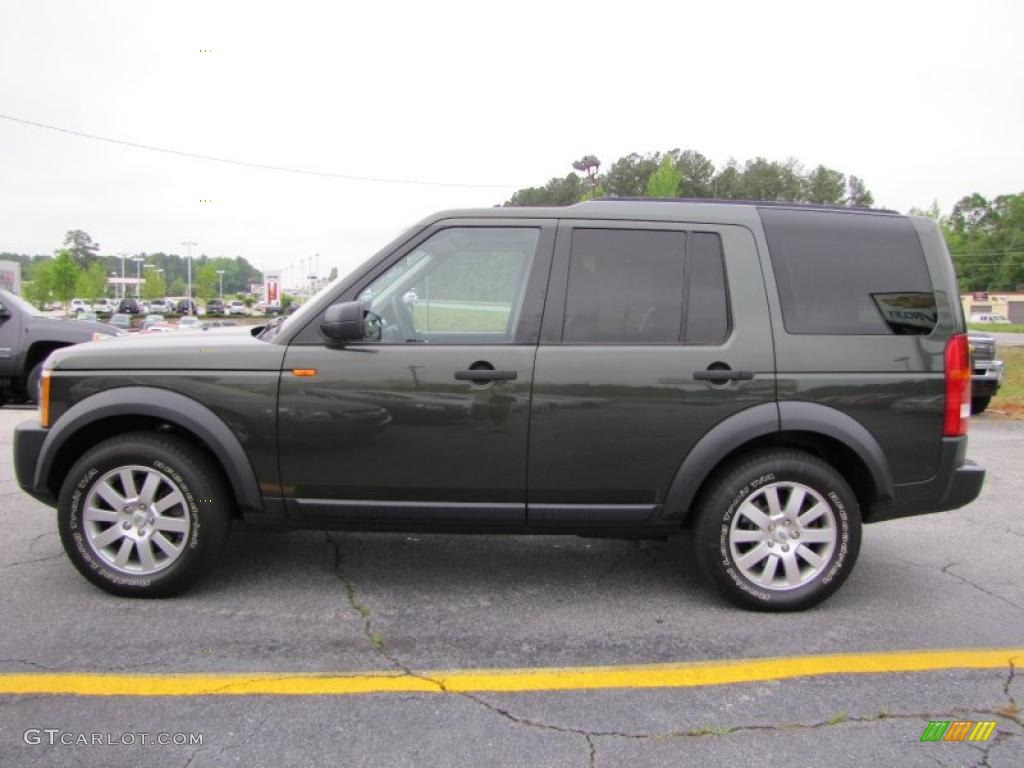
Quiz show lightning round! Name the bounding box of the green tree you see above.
[169,277,185,296]
[804,165,847,204]
[847,176,875,208]
[49,250,82,310]
[505,174,584,206]
[711,159,745,199]
[675,150,716,197]
[602,153,661,197]
[196,263,218,300]
[62,230,100,267]
[75,261,109,300]
[646,156,682,197]
[23,261,54,309]
[141,270,167,301]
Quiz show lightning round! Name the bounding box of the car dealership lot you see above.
[0,407,1021,767]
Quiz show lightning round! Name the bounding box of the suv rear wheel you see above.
[693,450,862,611]
[57,432,231,597]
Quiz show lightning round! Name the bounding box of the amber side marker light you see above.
[291,369,317,377]
[39,370,52,428]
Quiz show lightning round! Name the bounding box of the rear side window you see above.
[760,209,937,335]
[562,228,729,344]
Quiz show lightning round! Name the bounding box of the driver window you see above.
[359,227,540,343]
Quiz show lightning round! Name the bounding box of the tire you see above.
[971,396,991,415]
[57,432,232,597]
[26,361,44,405]
[693,450,862,612]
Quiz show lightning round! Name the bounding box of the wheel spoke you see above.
[783,486,807,519]
[798,528,834,544]
[119,469,138,500]
[797,545,824,569]
[798,503,828,527]
[781,550,802,586]
[151,532,181,558]
[737,502,771,530]
[760,554,780,585]
[95,480,127,511]
[764,485,784,519]
[154,494,182,515]
[735,542,770,571]
[136,538,157,571]
[91,525,125,549]
[84,506,118,524]
[138,473,161,505]
[730,528,763,544]
[154,516,188,533]
[113,538,134,569]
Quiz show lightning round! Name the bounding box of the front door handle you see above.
[455,369,518,382]
[693,369,753,382]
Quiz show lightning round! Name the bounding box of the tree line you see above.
[504,150,875,207]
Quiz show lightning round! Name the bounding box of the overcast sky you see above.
[1,0,1022,280]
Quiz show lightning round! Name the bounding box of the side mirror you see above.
[320,301,366,342]
[0,303,8,319]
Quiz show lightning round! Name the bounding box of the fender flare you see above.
[661,401,894,521]
[34,387,264,516]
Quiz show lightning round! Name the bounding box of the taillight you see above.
[944,333,970,436]
[39,370,52,428]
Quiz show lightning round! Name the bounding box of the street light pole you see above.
[216,270,225,300]
[132,257,145,298]
[182,241,197,315]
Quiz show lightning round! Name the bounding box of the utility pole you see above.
[118,253,127,300]
[182,241,197,315]
[132,256,145,298]
[216,269,225,300]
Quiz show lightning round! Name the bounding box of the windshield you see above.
[0,288,43,317]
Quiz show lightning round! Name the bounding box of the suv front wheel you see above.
[57,432,231,597]
[693,450,862,611]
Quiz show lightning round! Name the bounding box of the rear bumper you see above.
[971,359,1004,397]
[868,436,984,523]
[13,420,54,506]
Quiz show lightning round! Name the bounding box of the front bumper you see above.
[868,436,984,523]
[13,419,54,506]
[971,359,1004,397]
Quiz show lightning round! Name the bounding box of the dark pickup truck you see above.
[968,331,1003,414]
[0,289,122,405]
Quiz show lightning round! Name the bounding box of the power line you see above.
[0,112,521,190]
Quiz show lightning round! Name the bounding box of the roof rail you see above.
[582,197,899,215]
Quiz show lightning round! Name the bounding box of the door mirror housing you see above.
[0,303,8,319]
[320,301,366,342]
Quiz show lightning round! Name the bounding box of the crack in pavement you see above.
[890,555,1024,612]
[322,534,1023,767]
[0,658,61,671]
[0,552,65,571]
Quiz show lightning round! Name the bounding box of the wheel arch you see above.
[663,401,895,525]
[24,342,70,383]
[35,387,263,517]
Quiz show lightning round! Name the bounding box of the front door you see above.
[279,222,554,526]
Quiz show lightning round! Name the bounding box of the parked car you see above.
[0,288,121,404]
[117,298,142,315]
[14,201,984,610]
[74,311,99,323]
[107,313,133,332]
[969,313,1010,324]
[200,319,239,329]
[176,299,199,316]
[148,298,172,315]
[968,331,1004,414]
[69,298,89,315]
[206,298,225,316]
[227,300,249,316]
[91,298,117,315]
[178,316,202,330]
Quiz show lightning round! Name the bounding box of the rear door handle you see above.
[693,369,754,382]
[455,370,518,382]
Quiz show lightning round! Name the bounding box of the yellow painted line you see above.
[0,648,1019,697]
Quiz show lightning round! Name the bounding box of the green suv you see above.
[13,200,984,610]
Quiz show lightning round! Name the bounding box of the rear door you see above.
[526,220,775,524]
[279,220,554,526]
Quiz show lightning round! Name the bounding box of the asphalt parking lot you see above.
[0,407,1021,767]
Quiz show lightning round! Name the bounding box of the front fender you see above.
[34,387,264,516]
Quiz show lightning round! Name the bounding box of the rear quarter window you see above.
[760,209,937,335]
